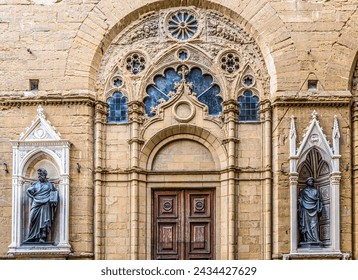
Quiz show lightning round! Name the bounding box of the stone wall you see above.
[0,0,357,260]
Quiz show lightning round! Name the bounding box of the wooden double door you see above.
[152,189,215,260]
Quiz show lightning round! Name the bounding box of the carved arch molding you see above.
[97,7,270,103]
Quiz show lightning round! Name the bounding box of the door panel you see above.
[153,191,182,260]
[185,190,213,259]
[153,189,214,260]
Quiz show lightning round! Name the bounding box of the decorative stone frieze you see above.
[98,7,269,97]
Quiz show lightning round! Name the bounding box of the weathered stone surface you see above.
[0,0,357,260]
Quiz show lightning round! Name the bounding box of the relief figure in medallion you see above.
[24,168,58,243]
[298,177,323,247]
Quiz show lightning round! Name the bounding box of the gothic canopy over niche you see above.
[8,105,71,258]
[288,111,343,258]
[97,6,270,120]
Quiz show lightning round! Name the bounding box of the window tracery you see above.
[113,77,123,88]
[166,9,199,41]
[125,53,146,74]
[220,52,240,74]
[100,7,269,126]
[144,66,222,117]
[242,74,255,88]
[238,90,259,122]
[107,91,128,123]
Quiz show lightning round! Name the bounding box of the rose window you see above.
[220,53,240,74]
[167,10,199,41]
[126,53,146,74]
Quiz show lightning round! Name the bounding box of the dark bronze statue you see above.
[298,177,323,247]
[24,168,58,243]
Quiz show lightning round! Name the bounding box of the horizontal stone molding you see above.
[0,96,97,109]
[271,91,352,107]
[283,252,351,260]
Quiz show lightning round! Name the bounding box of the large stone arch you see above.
[325,10,358,90]
[65,0,299,94]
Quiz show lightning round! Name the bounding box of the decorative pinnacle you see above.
[37,105,45,118]
[311,110,318,119]
[290,116,296,139]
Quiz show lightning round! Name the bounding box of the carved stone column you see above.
[222,99,239,259]
[353,100,358,259]
[330,174,341,253]
[127,101,145,259]
[289,175,299,253]
[260,100,272,259]
[289,116,299,253]
[94,102,107,260]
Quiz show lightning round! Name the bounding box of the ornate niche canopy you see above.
[8,105,71,258]
[285,111,350,260]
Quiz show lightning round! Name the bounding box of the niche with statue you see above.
[287,111,346,259]
[8,105,71,258]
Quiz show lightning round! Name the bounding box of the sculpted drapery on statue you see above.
[298,177,323,247]
[24,168,59,243]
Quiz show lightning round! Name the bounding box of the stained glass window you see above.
[238,90,259,122]
[186,67,222,116]
[144,67,222,117]
[107,91,128,123]
[145,68,181,117]
[220,53,240,74]
[126,53,146,74]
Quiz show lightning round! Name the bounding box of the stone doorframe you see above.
[287,111,344,259]
[140,129,228,260]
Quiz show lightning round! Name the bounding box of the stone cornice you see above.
[271,91,352,107]
[0,95,97,108]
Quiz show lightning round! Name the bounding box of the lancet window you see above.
[107,91,128,123]
[238,90,259,122]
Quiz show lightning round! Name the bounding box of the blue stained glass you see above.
[144,68,181,117]
[178,50,188,61]
[198,84,222,116]
[186,68,213,94]
[107,91,128,123]
[145,67,222,117]
[238,90,259,122]
[187,68,222,116]
[113,78,123,87]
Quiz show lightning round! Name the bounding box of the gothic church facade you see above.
[0,0,358,260]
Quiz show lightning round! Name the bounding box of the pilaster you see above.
[127,101,145,260]
[94,102,107,260]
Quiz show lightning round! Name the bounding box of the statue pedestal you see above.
[7,243,71,259]
[298,242,322,249]
[283,251,351,260]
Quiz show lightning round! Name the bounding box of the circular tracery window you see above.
[126,53,146,74]
[167,10,199,41]
[220,53,240,74]
[242,74,255,87]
